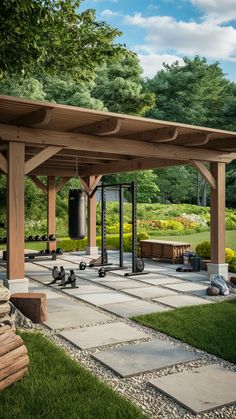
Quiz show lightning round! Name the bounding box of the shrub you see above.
[195,241,211,259]
[225,248,236,264]
[59,232,149,253]
[229,257,236,273]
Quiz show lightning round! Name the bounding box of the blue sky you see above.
[81,0,236,81]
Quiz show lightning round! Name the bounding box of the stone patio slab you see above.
[47,297,82,312]
[78,291,136,306]
[93,339,199,377]
[153,294,213,308]
[101,280,152,290]
[102,300,170,317]
[163,282,207,292]
[149,364,236,414]
[62,284,113,295]
[59,321,148,349]
[137,275,185,286]
[168,272,207,282]
[125,286,178,299]
[44,305,111,329]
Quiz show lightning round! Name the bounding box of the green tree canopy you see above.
[0,0,123,80]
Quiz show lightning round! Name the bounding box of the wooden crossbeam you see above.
[79,157,186,177]
[125,127,178,142]
[11,107,52,128]
[74,118,121,136]
[25,146,62,174]
[175,133,211,146]
[56,177,71,192]
[28,175,47,194]
[0,152,7,173]
[191,160,216,189]
[0,124,234,163]
[79,175,103,196]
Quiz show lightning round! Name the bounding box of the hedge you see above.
[196,240,236,273]
[59,232,149,253]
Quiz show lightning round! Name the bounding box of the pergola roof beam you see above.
[11,107,52,128]
[0,124,235,163]
[125,127,178,142]
[74,118,122,136]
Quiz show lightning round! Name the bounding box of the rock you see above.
[10,293,47,323]
[9,302,33,329]
[206,286,220,296]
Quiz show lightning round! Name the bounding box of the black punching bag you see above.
[68,189,86,240]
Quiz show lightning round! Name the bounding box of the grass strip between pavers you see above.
[132,299,236,364]
[0,331,148,419]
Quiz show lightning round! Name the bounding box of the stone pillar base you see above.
[86,246,99,256]
[3,278,29,294]
[207,263,229,280]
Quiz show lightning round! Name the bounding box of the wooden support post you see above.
[86,176,98,255]
[7,142,25,281]
[208,162,227,277]
[47,176,56,252]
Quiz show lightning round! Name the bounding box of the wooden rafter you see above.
[191,160,216,189]
[25,146,62,174]
[28,175,47,194]
[56,177,71,192]
[0,152,7,173]
[11,107,52,128]
[125,127,178,142]
[74,118,122,136]
[175,133,211,146]
[0,124,234,163]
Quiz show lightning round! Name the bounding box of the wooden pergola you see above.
[0,94,236,292]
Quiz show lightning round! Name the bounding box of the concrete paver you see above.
[59,321,149,349]
[163,282,207,292]
[125,286,178,299]
[152,294,213,308]
[149,364,236,414]
[44,305,111,329]
[78,291,136,306]
[93,339,199,377]
[102,300,170,317]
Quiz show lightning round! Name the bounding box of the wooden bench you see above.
[140,239,191,264]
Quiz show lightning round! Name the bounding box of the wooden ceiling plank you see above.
[25,146,62,174]
[0,152,7,173]
[11,107,52,128]
[191,160,216,189]
[1,124,234,163]
[125,127,178,142]
[73,118,122,136]
[28,175,47,194]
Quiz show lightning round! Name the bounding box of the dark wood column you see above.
[7,142,25,279]
[210,162,225,264]
[47,176,56,252]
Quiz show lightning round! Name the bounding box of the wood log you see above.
[0,325,11,335]
[0,315,14,328]
[0,302,11,317]
[0,285,10,303]
[0,344,28,371]
[0,367,28,391]
[0,354,29,381]
[0,333,23,356]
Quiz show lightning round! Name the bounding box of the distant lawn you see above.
[149,230,236,250]
[0,332,147,419]
[132,299,236,364]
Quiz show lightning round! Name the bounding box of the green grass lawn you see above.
[149,230,236,250]
[132,299,236,364]
[0,332,147,419]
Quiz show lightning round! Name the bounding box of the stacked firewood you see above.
[0,284,29,391]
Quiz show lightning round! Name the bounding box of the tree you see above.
[103,171,159,203]
[145,56,234,129]
[93,52,155,115]
[0,0,123,80]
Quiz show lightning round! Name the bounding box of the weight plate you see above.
[136,258,145,272]
[79,261,87,270]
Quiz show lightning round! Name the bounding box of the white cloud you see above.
[191,0,236,23]
[124,13,236,61]
[138,53,185,78]
[101,9,120,17]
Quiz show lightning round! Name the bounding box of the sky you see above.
[81,0,236,81]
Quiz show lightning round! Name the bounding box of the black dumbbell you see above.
[28,235,34,242]
[3,237,7,243]
[56,248,63,254]
[98,267,106,278]
[79,261,87,270]
[41,235,48,241]
[49,234,56,241]
[34,235,41,241]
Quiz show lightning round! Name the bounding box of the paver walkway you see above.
[1,250,236,417]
